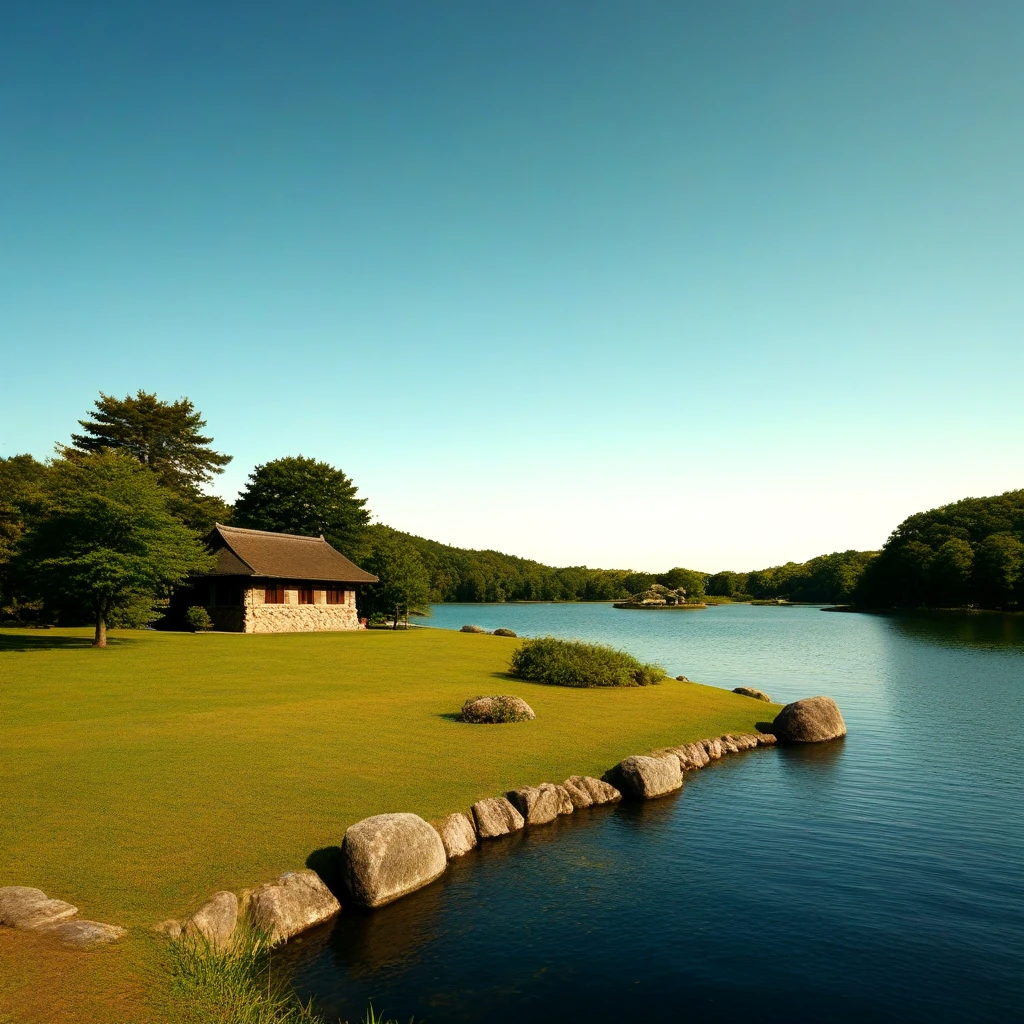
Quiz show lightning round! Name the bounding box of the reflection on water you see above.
[877,609,1024,652]
[291,605,1024,1023]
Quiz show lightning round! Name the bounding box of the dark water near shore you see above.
[289,604,1024,1022]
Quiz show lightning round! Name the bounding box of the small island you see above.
[613,583,707,610]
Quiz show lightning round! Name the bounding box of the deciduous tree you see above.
[18,451,213,645]
[233,456,371,557]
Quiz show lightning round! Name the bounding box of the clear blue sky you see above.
[2,1,1022,571]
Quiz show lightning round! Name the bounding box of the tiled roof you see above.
[207,524,378,584]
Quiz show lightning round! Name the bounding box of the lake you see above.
[287,603,1024,1022]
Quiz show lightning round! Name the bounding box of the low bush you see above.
[509,636,664,688]
[185,606,213,632]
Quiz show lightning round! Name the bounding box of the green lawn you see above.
[1,626,779,928]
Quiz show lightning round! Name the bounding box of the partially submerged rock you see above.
[472,796,525,838]
[701,738,724,760]
[755,732,777,746]
[461,695,536,724]
[247,870,340,943]
[562,775,621,809]
[614,755,683,800]
[47,920,127,949]
[734,686,771,702]
[183,891,238,949]
[342,813,447,909]
[507,785,560,826]
[773,696,847,743]
[0,887,77,931]
[434,812,478,859]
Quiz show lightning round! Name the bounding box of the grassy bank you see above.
[0,626,780,1021]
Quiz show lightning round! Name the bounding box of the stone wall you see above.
[243,587,360,633]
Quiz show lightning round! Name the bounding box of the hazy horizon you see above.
[3,2,1022,571]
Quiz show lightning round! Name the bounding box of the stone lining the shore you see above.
[10,696,841,953]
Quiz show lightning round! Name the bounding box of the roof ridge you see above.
[215,524,326,543]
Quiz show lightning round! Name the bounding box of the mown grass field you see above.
[0,625,780,1022]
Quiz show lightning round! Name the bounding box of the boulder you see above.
[153,919,183,938]
[434,812,478,859]
[471,797,525,838]
[755,732,778,746]
[341,813,447,909]
[773,696,846,743]
[701,738,723,760]
[681,742,711,769]
[719,736,740,754]
[461,695,536,724]
[460,624,486,633]
[507,785,560,826]
[675,675,691,682]
[247,870,341,943]
[0,887,77,930]
[733,686,772,702]
[47,920,127,949]
[563,775,621,809]
[493,628,518,638]
[183,891,238,949]
[613,755,683,800]
[552,784,575,815]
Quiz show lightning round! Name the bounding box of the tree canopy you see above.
[71,390,231,488]
[233,456,371,556]
[855,490,1024,609]
[16,451,213,644]
[360,526,431,626]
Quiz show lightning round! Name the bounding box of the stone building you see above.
[188,524,378,633]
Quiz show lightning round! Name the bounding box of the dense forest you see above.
[2,391,1020,627]
[854,491,1024,610]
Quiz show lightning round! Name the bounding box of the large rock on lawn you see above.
[493,628,518,637]
[733,686,772,702]
[614,755,683,800]
[472,797,525,838]
[460,624,486,633]
[507,785,560,825]
[773,696,847,743]
[562,776,622,810]
[0,887,77,930]
[461,695,535,724]
[434,813,478,859]
[183,891,238,949]
[47,920,127,949]
[247,870,340,943]
[341,813,447,909]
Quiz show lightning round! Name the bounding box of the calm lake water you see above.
[288,603,1024,1022]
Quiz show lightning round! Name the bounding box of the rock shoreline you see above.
[1,696,845,954]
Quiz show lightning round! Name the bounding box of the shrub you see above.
[493,628,518,637]
[509,636,664,688]
[185,606,213,632]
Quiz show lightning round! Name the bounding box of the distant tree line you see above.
[2,391,1020,638]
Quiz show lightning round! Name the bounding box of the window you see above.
[264,584,285,604]
[298,586,314,605]
[326,587,346,605]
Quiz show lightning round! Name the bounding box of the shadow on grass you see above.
[0,632,134,653]
[437,712,467,723]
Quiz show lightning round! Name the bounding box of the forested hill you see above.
[388,526,875,606]
[855,490,1024,610]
